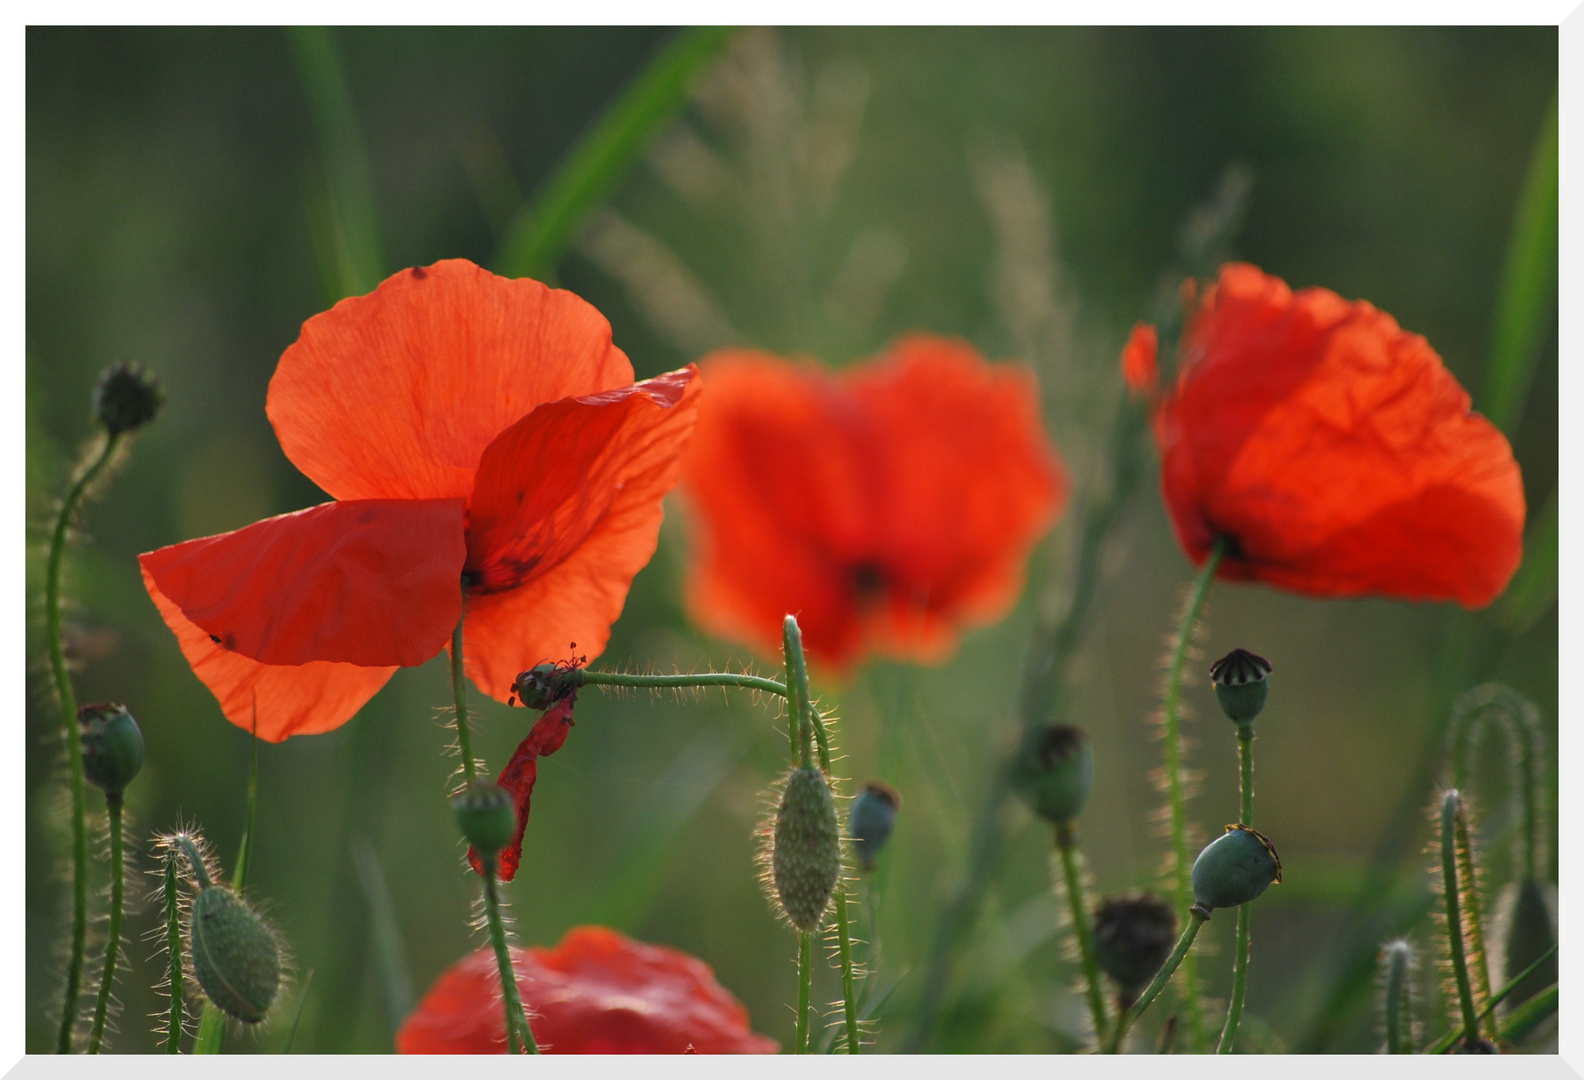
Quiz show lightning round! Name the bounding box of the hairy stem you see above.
[1452,810,1496,1041]
[796,931,812,1053]
[86,795,125,1054]
[1216,724,1255,1054]
[1439,791,1482,1048]
[483,871,534,1053]
[452,596,477,784]
[834,890,860,1054]
[580,669,788,699]
[163,854,183,1054]
[1383,944,1410,1054]
[1108,910,1208,1053]
[1056,822,1109,1046]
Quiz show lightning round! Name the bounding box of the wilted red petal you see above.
[680,337,1067,670]
[267,259,634,502]
[140,564,395,742]
[459,369,701,702]
[139,499,466,668]
[466,696,575,882]
[1157,263,1525,607]
[1121,322,1158,397]
[397,926,779,1054]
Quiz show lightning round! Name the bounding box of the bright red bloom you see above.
[678,335,1068,670]
[139,260,701,741]
[1133,263,1524,607]
[397,926,779,1054]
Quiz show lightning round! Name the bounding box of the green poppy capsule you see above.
[79,704,144,796]
[1209,648,1272,725]
[1017,725,1094,825]
[190,884,282,1024]
[451,780,517,858]
[1191,824,1282,915]
[848,780,901,872]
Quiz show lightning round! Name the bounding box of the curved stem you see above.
[1107,910,1208,1054]
[1161,540,1225,1051]
[1440,791,1482,1047]
[1056,822,1109,1047]
[163,853,183,1053]
[579,669,788,699]
[483,870,535,1053]
[795,931,812,1053]
[86,795,125,1053]
[48,432,120,1053]
[834,890,860,1054]
[1216,724,1255,1054]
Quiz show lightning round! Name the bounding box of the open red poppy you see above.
[397,925,779,1054]
[1128,263,1524,607]
[678,335,1067,670]
[138,260,701,741]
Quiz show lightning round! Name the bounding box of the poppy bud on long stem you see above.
[168,832,282,1026]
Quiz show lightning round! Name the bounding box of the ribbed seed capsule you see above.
[190,884,281,1024]
[772,767,841,933]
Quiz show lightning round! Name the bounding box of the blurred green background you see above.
[27,27,1556,1054]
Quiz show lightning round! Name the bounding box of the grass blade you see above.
[1493,487,1557,637]
[350,836,416,1038]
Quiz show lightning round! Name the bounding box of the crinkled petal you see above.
[139,499,466,668]
[140,564,396,742]
[267,259,634,501]
[466,696,575,882]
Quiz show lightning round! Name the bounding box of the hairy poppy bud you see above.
[1209,648,1271,725]
[1191,824,1282,916]
[508,661,582,710]
[1092,892,1177,1004]
[452,780,516,860]
[79,703,144,796]
[771,767,841,932]
[190,883,282,1024]
[92,361,164,435]
[1016,725,1094,825]
[848,781,901,872]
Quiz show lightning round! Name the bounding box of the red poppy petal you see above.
[459,371,702,703]
[1121,322,1159,397]
[140,564,395,742]
[466,696,575,882]
[139,499,466,668]
[268,259,634,501]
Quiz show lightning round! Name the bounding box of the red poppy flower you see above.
[678,335,1068,670]
[1129,263,1524,607]
[397,925,779,1054]
[1122,322,1158,398]
[138,259,701,741]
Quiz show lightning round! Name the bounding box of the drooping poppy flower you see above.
[466,679,577,882]
[397,925,779,1054]
[679,335,1068,670]
[1128,263,1524,607]
[138,259,701,741]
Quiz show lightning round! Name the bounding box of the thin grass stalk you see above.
[1055,823,1109,1046]
[1425,941,1557,1053]
[86,795,125,1053]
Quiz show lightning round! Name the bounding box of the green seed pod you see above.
[190,884,281,1024]
[1191,824,1282,915]
[92,360,164,435]
[1092,891,1177,1003]
[451,780,516,857]
[772,767,841,932]
[848,780,901,872]
[1016,725,1094,825]
[1209,648,1271,725]
[79,703,144,796]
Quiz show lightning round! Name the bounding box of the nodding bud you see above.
[92,361,164,435]
[1209,648,1272,725]
[772,767,841,933]
[1497,879,1557,1008]
[508,662,582,711]
[190,883,282,1024]
[1190,824,1282,916]
[451,780,516,860]
[79,703,144,796]
[848,781,901,872]
[1092,892,1178,1003]
[1016,724,1094,825]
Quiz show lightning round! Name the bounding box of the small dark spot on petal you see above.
[516,490,525,504]
[209,634,222,645]
[411,266,427,279]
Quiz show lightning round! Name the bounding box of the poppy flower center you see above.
[848,561,888,603]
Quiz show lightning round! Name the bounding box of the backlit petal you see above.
[140,564,395,742]
[267,259,634,501]
[139,499,466,668]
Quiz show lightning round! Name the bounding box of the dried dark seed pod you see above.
[92,361,164,435]
[1016,724,1094,825]
[1092,892,1178,1004]
[848,781,901,872]
[772,767,841,932]
[1209,648,1272,725]
[1191,824,1282,915]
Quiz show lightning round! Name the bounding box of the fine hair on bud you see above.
[765,766,842,933]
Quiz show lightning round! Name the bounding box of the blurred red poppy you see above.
[1129,263,1524,607]
[397,925,779,1054]
[679,335,1067,670]
[1121,322,1158,398]
[139,259,701,741]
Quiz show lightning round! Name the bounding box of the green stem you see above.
[1215,724,1255,1054]
[163,854,183,1054]
[1425,941,1557,1053]
[1107,910,1208,1054]
[1055,822,1108,1046]
[795,931,812,1054]
[782,617,816,769]
[48,431,121,1054]
[579,669,788,700]
[834,890,860,1054]
[1495,981,1557,1046]
[86,795,125,1054]
[1440,791,1482,1048]
[452,595,477,784]
[1453,810,1496,1040]
[484,871,535,1054]
[1383,943,1410,1054]
[1161,540,1225,1051]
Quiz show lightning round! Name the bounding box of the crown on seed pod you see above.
[79,703,144,796]
[1191,824,1282,917]
[1208,648,1272,725]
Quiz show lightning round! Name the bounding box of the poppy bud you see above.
[1190,824,1282,916]
[771,767,841,933]
[1208,648,1271,725]
[92,360,164,435]
[848,781,901,872]
[79,703,144,796]
[451,780,516,860]
[1092,892,1178,1004]
[190,882,282,1024]
[1016,724,1094,825]
[509,662,582,710]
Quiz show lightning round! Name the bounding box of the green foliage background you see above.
[26,26,1556,1053]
